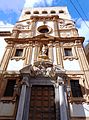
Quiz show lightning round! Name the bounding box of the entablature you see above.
[5,35,84,44]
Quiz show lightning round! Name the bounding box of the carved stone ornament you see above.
[19,32,28,38]
[20,63,65,79]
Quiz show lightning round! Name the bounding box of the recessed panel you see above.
[29,85,56,120]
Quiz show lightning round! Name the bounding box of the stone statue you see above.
[41,44,48,56]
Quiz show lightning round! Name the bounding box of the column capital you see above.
[54,83,59,88]
[57,76,64,85]
[21,76,29,87]
[34,41,40,47]
[28,41,33,45]
[48,41,53,47]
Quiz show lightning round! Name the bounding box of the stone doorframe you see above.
[16,64,68,120]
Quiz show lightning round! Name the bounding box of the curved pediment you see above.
[33,33,56,40]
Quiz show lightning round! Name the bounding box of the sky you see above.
[0,0,89,61]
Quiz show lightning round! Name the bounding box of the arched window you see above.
[33,11,39,14]
[59,10,64,13]
[50,10,56,14]
[25,11,31,14]
[42,11,48,14]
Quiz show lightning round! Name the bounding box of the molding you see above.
[0,31,11,36]
[11,57,25,61]
[5,36,84,44]
[69,97,86,104]
[63,56,78,60]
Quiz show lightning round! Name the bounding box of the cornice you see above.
[0,31,11,36]
[5,35,84,44]
[30,15,59,21]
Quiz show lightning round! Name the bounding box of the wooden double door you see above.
[29,85,56,120]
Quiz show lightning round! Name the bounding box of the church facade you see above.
[0,6,89,120]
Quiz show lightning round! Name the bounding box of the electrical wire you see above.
[76,0,88,20]
[69,0,89,29]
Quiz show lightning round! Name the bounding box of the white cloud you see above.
[0,21,13,31]
[0,21,13,62]
[77,19,89,46]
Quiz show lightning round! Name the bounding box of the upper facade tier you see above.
[19,6,71,21]
[10,6,79,39]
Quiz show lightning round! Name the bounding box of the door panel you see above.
[29,86,56,120]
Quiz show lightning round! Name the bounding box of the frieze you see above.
[30,15,59,21]
[62,42,74,46]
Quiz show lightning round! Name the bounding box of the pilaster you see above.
[24,42,33,65]
[31,19,36,37]
[0,44,14,70]
[34,41,40,62]
[54,41,63,66]
[76,44,89,88]
[53,17,60,37]
[54,83,60,120]
[77,45,89,70]
[57,76,68,120]
[48,41,54,63]
[16,75,31,120]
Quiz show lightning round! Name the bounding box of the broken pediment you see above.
[20,63,65,79]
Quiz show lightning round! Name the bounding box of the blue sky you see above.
[0,0,89,46]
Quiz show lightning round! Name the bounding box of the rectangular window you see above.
[15,49,23,57]
[70,80,83,97]
[64,48,72,56]
[4,80,16,97]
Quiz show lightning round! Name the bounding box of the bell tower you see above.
[0,5,89,120]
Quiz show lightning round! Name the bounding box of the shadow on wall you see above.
[69,82,89,119]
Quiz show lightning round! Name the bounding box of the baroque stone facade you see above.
[85,43,89,64]
[0,6,89,120]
